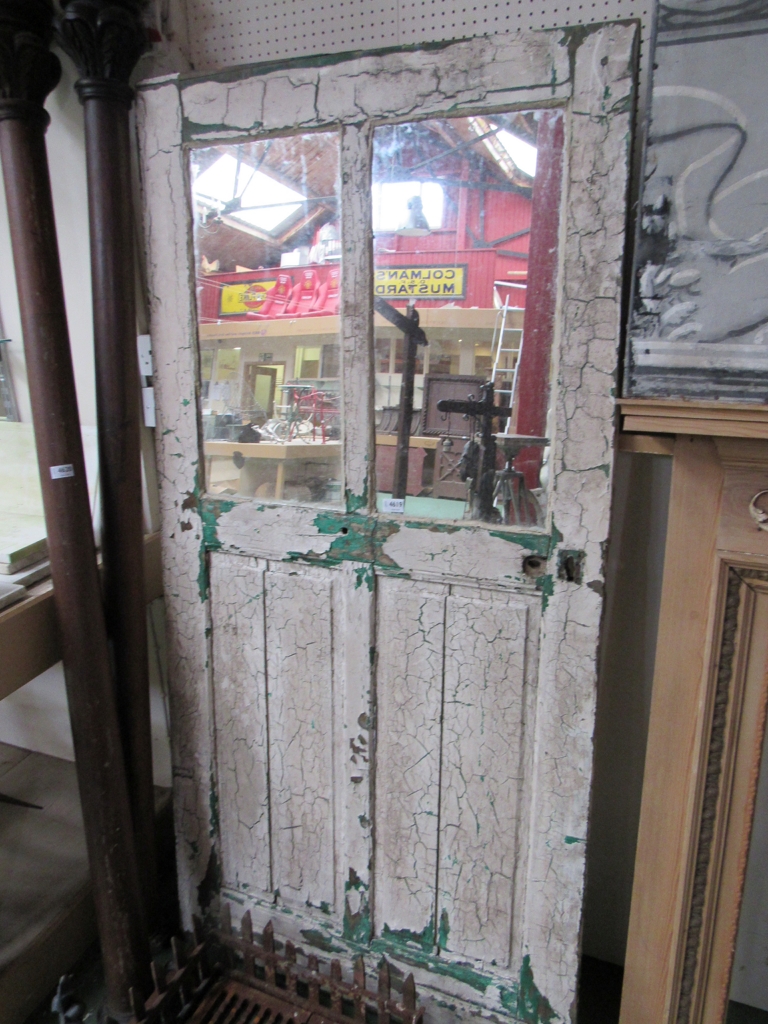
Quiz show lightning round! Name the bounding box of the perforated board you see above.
[180,0,653,82]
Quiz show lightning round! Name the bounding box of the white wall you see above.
[0,52,95,427]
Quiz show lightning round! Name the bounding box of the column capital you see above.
[0,0,61,122]
[55,0,148,106]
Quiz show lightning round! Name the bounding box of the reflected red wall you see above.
[513,111,565,488]
[198,186,532,321]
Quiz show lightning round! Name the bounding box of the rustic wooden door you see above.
[138,23,636,1022]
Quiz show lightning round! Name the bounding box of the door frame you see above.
[242,362,278,420]
[137,24,637,1021]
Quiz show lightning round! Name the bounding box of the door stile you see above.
[137,80,218,929]
[518,25,637,1012]
[340,123,376,513]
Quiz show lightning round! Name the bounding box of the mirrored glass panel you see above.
[191,132,342,505]
[373,112,559,526]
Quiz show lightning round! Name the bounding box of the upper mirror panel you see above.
[191,131,342,506]
[373,112,556,527]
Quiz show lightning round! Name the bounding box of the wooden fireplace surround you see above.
[618,399,768,1024]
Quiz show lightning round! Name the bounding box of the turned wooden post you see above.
[0,0,151,1014]
[54,0,158,921]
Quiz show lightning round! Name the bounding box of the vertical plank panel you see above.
[266,568,336,909]
[374,576,447,942]
[438,592,527,963]
[210,553,271,893]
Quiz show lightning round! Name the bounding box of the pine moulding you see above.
[619,398,768,440]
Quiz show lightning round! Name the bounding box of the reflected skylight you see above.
[372,181,444,232]
[496,131,537,177]
[193,153,306,234]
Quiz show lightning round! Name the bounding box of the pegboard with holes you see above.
[180,0,654,88]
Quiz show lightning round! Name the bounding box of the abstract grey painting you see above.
[626,0,768,401]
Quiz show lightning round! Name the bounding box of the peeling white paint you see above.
[137,80,215,927]
[215,502,340,560]
[267,567,336,909]
[138,22,636,1022]
[178,33,573,142]
[375,577,447,940]
[439,593,528,964]
[210,554,271,894]
[521,24,636,1013]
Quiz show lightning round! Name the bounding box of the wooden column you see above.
[54,0,158,921]
[0,0,151,1015]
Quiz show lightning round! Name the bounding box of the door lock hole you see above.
[523,555,546,579]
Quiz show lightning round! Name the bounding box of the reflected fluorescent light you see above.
[495,131,537,177]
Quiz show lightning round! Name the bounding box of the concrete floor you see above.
[0,742,94,1024]
[0,743,90,971]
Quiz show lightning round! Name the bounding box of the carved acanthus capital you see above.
[0,0,62,116]
[54,0,148,105]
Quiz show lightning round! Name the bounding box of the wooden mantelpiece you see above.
[621,432,768,1024]
[619,398,768,440]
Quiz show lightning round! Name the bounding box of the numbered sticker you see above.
[382,498,405,514]
[50,464,74,480]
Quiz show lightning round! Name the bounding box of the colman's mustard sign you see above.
[220,280,277,316]
[374,265,466,299]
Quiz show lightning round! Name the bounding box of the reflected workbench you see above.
[203,439,341,500]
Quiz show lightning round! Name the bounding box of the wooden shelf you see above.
[198,306,522,342]
[204,440,340,459]
[616,432,675,456]
[0,533,163,702]
[375,434,438,449]
[619,398,768,440]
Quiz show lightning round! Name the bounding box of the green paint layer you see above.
[536,573,554,612]
[300,929,345,954]
[512,955,558,1023]
[381,920,435,954]
[343,869,371,944]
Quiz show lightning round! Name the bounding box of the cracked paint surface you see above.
[210,555,271,894]
[179,36,571,142]
[517,25,637,1016]
[267,567,336,909]
[375,577,447,941]
[138,22,636,1023]
[438,593,528,964]
[137,81,214,928]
